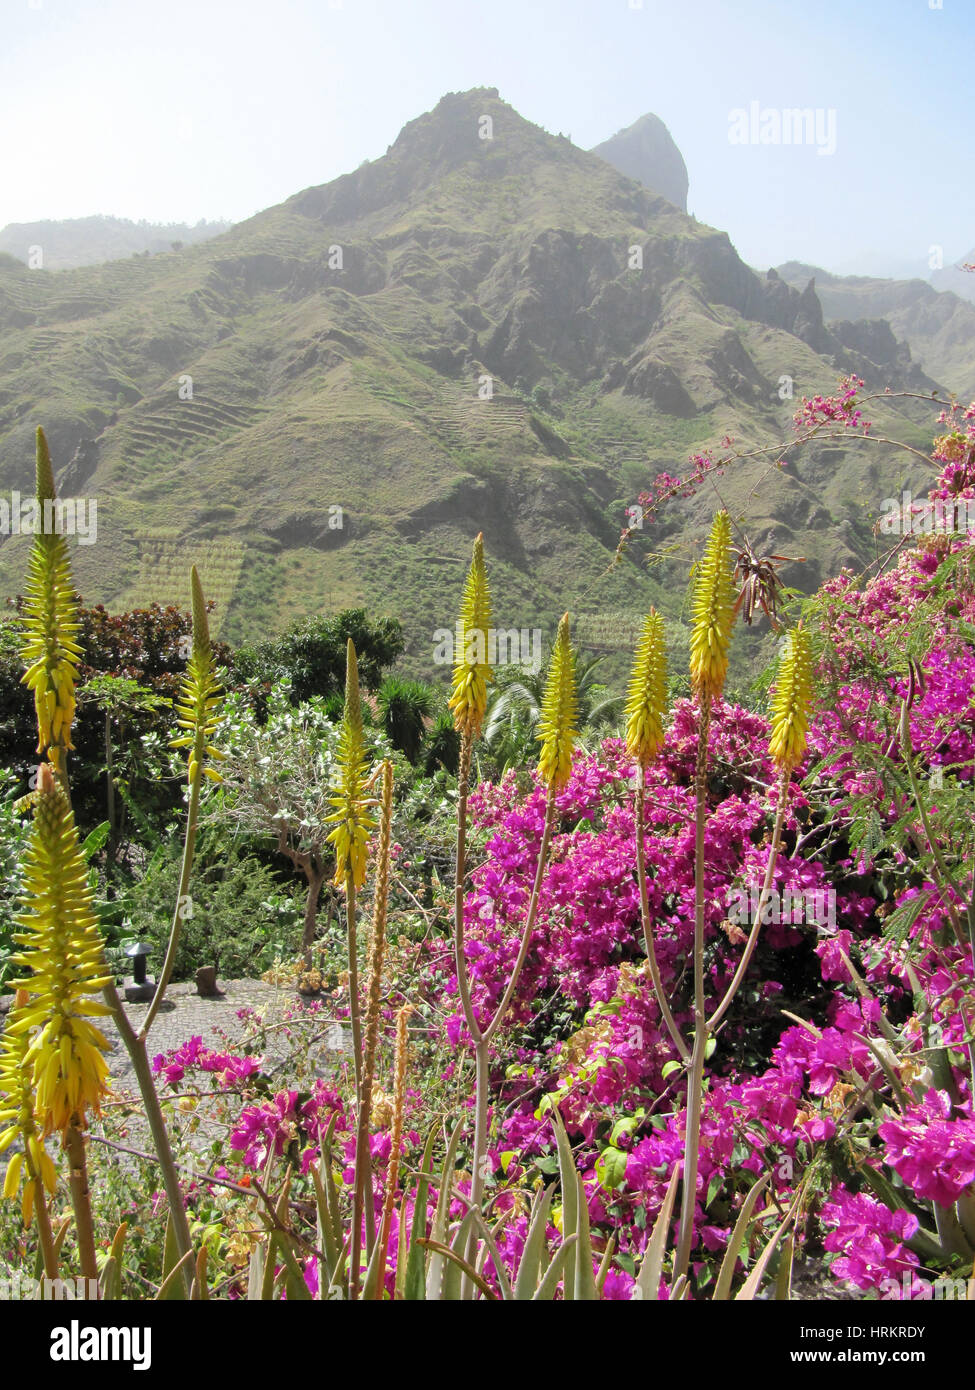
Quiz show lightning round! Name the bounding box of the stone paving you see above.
[103,978,299,1089]
[87,977,336,1176]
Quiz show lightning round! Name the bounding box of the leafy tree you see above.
[231,609,404,704]
[76,674,171,886]
[208,684,387,953]
[122,828,301,982]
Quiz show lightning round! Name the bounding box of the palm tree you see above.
[422,711,461,776]
[482,655,622,776]
[376,677,436,764]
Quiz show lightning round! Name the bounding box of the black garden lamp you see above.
[124,941,155,1003]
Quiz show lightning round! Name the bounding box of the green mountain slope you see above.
[0,89,949,683]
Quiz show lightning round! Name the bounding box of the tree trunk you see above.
[302,863,325,958]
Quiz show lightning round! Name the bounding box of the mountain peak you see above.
[287,87,560,224]
[590,112,688,212]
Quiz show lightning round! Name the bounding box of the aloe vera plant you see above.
[326,639,377,1103]
[141,565,224,1039]
[3,430,228,1296]
[19,429,82,787]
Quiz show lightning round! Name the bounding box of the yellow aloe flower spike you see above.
[0,989,58,1224]
[8,765,112,1137]
[325,639,376,891]
[536,613,578,791]
[768,623,815,771]
[625,608,669,766]
[170,566,224,783]
[20,428,83,775]
[689,510,736,705]
[448,532,493,739]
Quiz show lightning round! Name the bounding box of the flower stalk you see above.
[16,434,196,1295]
[675,613,816,1284]
[20,428,82,789]
[626,609,688,1061]
[449,536,494,1211]
[375,1002,412,1297]
[350,759,393,1299]
[676,513,736,1283]
[466,614,575,1224]
[326,640,377,1107]
[9,764,113,1287]
[0,990,59,1279]
[141,568,223,1040]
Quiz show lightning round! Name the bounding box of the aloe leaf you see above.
[394,1179,411,1301]
[443,1208,479,1301]
[513,1184,554,1300]
[472,1212,512,1301]
[775,1232,795,1301]
[259,1233,277,1301]
[573,1170,598,1301]
[247,1243,265,1301]
[161,1210,181,1283]
[424,1121,463,1300]
[156,1249,194,1301]
[635,1167,679,1300]
[99,1256,120,1302]
[595,1234,616,1297]
[361,1210,389,1301]
[532,1235,577,1301]
[193,1244,210,1301]
[277,1239,312,1302]
[311,1164,339,1283]
[713,1172,769,1301]
[735,1192,802,1301]
[552,1112,579,1297]
[417,1231,498,1300]
[403,1126,438,1300]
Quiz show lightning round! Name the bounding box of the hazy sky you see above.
[2,0,972,277]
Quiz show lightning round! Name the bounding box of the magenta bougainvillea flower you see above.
[879,1091,975,1208]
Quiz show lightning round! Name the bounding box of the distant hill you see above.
[931,249,975,305]
[776,260,975,396]
[0,89,954,684]
[590,113,689,212]
[0,216,232,271]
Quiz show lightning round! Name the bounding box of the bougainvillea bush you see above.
[1,393,974,1301]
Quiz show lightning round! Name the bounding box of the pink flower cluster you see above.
[879,1091,975,1207]
[793,375,870,435]
[230,1081,348,1173]
[151,1035,262,1089]
[820,1190,919,1290]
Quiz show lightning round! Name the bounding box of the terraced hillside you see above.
[0,89,955,677]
